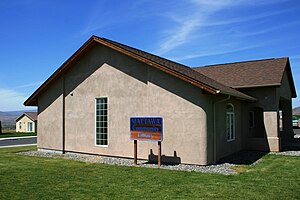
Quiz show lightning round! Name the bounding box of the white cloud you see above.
[79,1,117,36]
[15,81,43,89]
[155,18,202,54]
[171,43,263,61]
[190,0,238,11]
[155,0,237,55]
[155,0,291,55]
[191,0,288,8]
[203,8,293,27]
[0,88,28,111]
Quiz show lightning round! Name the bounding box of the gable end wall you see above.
[37,44,214,165]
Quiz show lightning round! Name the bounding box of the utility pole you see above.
[0,120,2,134]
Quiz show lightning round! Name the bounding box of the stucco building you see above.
[24,36,296,165]
[16,112,37,133]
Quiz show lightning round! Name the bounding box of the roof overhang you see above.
[233,59,296,98]
[283,58,297,98]
[24,36,255,106]
[24,37,98,106]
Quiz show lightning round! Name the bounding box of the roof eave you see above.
[93,37,220,95]
[283,58,297,98]
[15,113,25,122]
[15,113,35,122]
[24,35,254,106]
[24,36,99,106]
[232,83,281,89]
[219,90,256,101]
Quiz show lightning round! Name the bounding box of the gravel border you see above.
[19,150,238,175]
[270,151,300,156]
[18,149,300,175]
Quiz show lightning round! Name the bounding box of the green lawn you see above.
[0,131,37,138]
[0,146,299,199]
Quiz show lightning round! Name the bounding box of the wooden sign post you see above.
[134,140,137,165]
[158,141,161,167]
[130,117,163,167]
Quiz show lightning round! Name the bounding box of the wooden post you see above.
[0,121,2,134]
[158,141,161,167]
[134,140,137,165]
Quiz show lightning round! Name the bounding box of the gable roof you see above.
[24,36,255,106]
[193,57,296,98]
[16,112,37,122]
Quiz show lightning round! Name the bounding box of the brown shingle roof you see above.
[98,37,255,100]
[193,57,296,98]
[16,112,37,122]
[26,112,37,121]
[24,36,255,106]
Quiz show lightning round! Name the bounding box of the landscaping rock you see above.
[19,150,237,175]
[18,149,300,175]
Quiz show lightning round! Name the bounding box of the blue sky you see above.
[0,0,300,111]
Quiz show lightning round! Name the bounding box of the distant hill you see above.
[0,110,36,129]
[0,111,7,116]
[0,111,23,116]
[293,106,300,115]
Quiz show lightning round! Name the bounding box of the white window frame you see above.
[27,122,33,132]
[19,121,22,130]
[95,97,109,147]
[279,110,283,131]
[226,103,235,142]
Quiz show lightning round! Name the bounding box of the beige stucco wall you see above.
[239,68,294,152]
[263,111,280,151]
[37,77,63,150]
[240,87,278,111]
[240,87,279,151]
[277,70,293,144]
[35,42,296,164]
[278,71,292,100]
[214,98,244,160]
[38,44,214,165]
[16,115,36,132]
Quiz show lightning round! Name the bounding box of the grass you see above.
[0,146,299,199]
[0,131,37,138]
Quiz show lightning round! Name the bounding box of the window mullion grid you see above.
[96,98,108,146]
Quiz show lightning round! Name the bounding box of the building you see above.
[24,36,296,165]
[16,112,37,133]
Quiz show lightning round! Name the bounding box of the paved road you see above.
[0,136,37,147]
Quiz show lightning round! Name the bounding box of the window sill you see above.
[227,139,235,142]
[95,145,109,147]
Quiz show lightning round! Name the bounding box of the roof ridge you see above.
[96,36,191,69]
[95,36,255,100]
[194,57,288,69]
[24,35,256,106]
[192,56,295,98]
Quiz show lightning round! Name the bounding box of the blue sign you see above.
[130,117,163,142]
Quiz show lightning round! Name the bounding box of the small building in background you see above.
[16,112,37,133]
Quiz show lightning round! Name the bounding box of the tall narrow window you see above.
[226,104,235,141]
[19,122,22,130]
[27,122,33,132]
[279,110,283,132]
[95,97,108,146]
